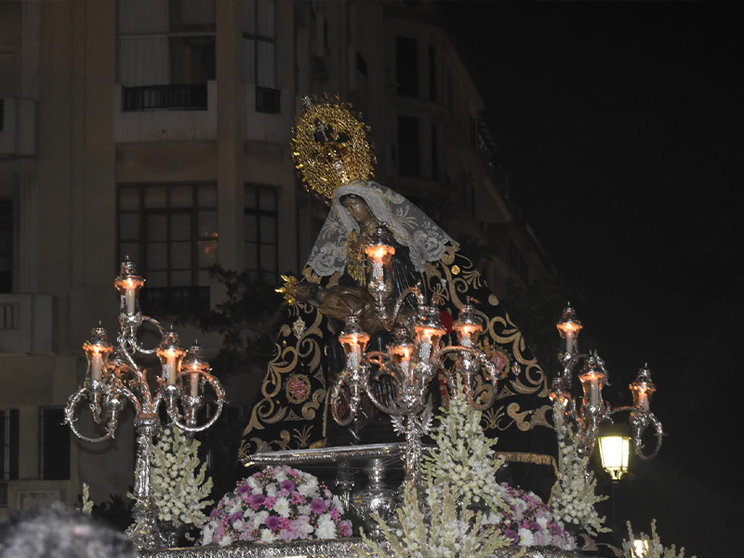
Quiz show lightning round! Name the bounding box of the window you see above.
[118,183,218,314]
[39,407,70,481]
[0,200,11,293]
[242,0,279,113]
[396,36,418,97]
[118,0,216,111]
[244,184,278,282]
[0,409,19,481]
[398,116,420,177]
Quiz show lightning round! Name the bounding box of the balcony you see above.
[114,81,217,143]
[0,97,36,156]
[122,84,208,112]
[0,294,53,353]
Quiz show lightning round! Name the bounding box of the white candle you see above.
[190,372,200,397]
[565,331,575,354]
[372,260,383,281]
[91,351,103,382]
[167,354,177,385]
[125,287,136,314]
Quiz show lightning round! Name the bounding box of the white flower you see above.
[217,534,234,547]
[260,529,277,543]
[518,528,535,547]
[253,510,269,528]
[201,524,214,545]
[316,515,337,539]
[298,477,318,497]
[274,496,290,517]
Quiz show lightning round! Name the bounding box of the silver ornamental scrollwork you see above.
[64,257,225,550]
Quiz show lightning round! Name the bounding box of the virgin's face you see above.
[341,196,375,226]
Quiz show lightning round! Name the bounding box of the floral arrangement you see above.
[421,379,507,514]
[199,465,352,546]
[361,481,509,558]
[549,400,609,536]
[623,520,696,558]
[363,380,574,555]
[484,482,575,549]
[150,425,213,530]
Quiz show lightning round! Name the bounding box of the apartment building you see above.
[0,0,558,515]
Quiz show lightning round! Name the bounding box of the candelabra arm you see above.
[120,315,167,357]
[438,346,499,411]
[607,406,664,460]
[330,370,360,427]
[115,343,157,411]
[363,351,403,416]
[167,371,226,432]
[64,388,116,444]
[634,412,663,460]
[382,284,422,331]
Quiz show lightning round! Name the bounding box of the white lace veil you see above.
[306,180,456,277]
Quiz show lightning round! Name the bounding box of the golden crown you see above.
[291,96,376,202]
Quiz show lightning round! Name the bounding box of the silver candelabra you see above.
[330,227,499,489]
[64,257,225,549]
[549,303,663,460]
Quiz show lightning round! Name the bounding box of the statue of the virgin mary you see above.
[239,98,557,498]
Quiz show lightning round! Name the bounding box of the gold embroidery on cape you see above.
[495,451,557,468]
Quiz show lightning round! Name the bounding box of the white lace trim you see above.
[306,181,455,276]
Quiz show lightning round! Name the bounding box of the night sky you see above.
[445,2,743,556]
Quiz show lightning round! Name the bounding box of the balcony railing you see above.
[122,84,208,112]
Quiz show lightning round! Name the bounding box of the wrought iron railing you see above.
[122,84,208,112]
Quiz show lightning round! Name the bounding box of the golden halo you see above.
[292,96,376,202]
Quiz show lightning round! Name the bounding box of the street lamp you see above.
[598,431,631,481]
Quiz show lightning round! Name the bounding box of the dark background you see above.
[444,2,743,556]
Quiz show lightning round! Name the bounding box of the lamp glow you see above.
[598,433,631,481]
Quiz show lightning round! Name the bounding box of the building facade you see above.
[0,0,559,516]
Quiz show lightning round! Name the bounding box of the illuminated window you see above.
[118,182,218,314]
[244,184,278,282]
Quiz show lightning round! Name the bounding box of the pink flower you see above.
[338,520,352,537]
[248,493,266,510]
[265,515,281,531]
[310,498,327,515]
